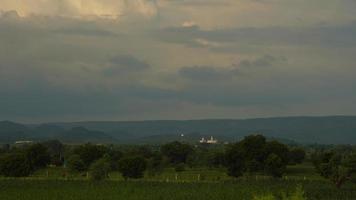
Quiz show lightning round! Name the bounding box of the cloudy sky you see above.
[0,0,356,123]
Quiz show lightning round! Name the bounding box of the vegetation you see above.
[118,156,147,180]
[224,135,292,178]
[312,150,356,188]
[0,134,355,199]
[89,158,111,181]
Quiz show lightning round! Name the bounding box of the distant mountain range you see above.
[1,116,356,144]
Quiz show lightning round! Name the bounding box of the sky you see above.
[0,0,356,123]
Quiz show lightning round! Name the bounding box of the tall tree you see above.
[161,141,193,164]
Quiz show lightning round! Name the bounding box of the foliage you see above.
[265,141,290,166]
[0,143,50,177]
[0,153,31,177]
[89,158,111,181]
[118,156,147,180]
[224,142,245,178]
[224,135,290,178]
[25,144,51,171]
[312,151,356,188]
[240,135,267,172]
[147,153,164,177]
[289,148,306,165]
[207,150,225,168]
[104,149,123,171]
[265,153,286,178]
[73,143,107,170]
[161,141,193,164]
[174,163,186,172]
[66,155,86,172]
[42,140,64,166]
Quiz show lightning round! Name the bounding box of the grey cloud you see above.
[157,22,356,49]
[237,55,287,68]
[179,55,285,81]
[179,65,236,81]
[53,27,118,37]
[103,55,150,76]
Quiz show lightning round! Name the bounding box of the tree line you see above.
[0,134,355,187]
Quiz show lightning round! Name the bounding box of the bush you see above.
[118,156,147,180]
[0,153,32,177]
[89,158,111,181]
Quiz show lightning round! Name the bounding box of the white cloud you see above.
[0,0,157,20]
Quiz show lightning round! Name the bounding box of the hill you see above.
[1,116,355,144]
[47,116,356,144]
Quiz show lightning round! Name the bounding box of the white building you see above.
[199,136,218,144]
[14,141,34,146]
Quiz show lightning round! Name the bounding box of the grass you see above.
[0,163,355,200]
[0,179,355,200]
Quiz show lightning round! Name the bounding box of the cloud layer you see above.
[0,0,356,122]
[0,0,157,19]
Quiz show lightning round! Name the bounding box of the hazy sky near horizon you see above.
[0,0,356,122]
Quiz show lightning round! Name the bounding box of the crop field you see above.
[0,179,356,200]
[1,164,356,200]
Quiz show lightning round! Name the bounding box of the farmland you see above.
[1,164,356,200]
[1,135,355,199]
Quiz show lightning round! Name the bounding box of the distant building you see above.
[199,136,218,144]
[15,141,34,146]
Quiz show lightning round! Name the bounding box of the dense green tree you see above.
[89,158,111,181]
[104,149,123,170]
[42,140,64,166]
[239,135,267,172]
[224,135,290,178]
[313,152,356,188]
[73,143,107,169]
[25,143,51,171]
[161,141,193,164]
[0,153,31,177]
[147,153,164,177]
[265,141,290,165]
[224,143,246,178]
[66,155,86,172]
[118,156,147,180]
[288,148,306,164]
[264,153,286,178]
[207,151,225,168]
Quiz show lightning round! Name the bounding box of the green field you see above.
[1,164,356,200]
[0,179,355,200]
